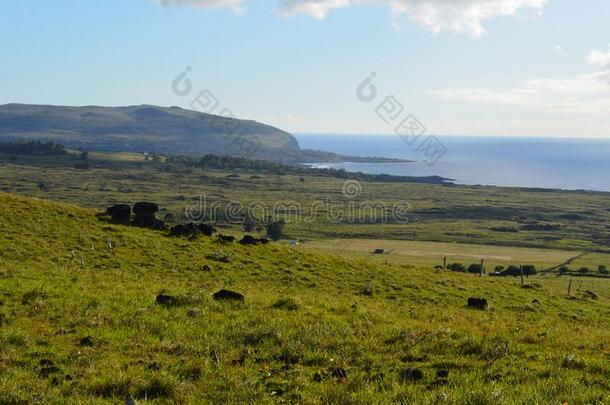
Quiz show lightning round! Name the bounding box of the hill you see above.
[1,192,609,402]
[0,103,301,161]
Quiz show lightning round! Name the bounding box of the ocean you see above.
[295,134,610,192]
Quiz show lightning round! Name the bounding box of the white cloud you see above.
[587,45,610,68]
[159,0,547,36]
[157,0,247,14]
[386,0,546,37]
[428,70,610,115]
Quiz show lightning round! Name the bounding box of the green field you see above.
[1,192,610,403]
[298,238,590,269]
[1,151,610,402]
[1,151,610,253]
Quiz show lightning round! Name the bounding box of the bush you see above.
[558,266,570,275]
[494,265,505,272]
[447,263,466,272]
[598,265,609,274]
[265,220,285,241]
[467,263,483,274]
[522,265,537,275]
[503,266,521,276]
[578,267,590,274]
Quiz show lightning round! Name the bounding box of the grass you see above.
[2,192,610,403]
[298,238,590,270]
[2,152,610,255]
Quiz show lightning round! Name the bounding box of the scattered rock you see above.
[195,223,217,236]
[156,294,177,307]
[202,264,212,272]
[400,367,424,382]
[213,289,245,302]
[217,234,235,243]
[170,222,216,237]
[38,359,60,378]
[467,297,488,310]
[133,202,159,216]
[132,202,164,229]
[169,224,193,237]
[79,336,95,347]
[239,235,259,246]
[361,282,373,296]
[106,204,131,224]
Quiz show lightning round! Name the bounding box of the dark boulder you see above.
[436,370,449,379]
[467,297,488,310]
[239,235,259,246]
[213,289,244,302]
[132,202,164,229]
[195,223,217,236]
[152,218,165,230]
[400,367,424,382]
[106,204,131,223]
[169,222,216,237]
[258,238,270,245]
[170,224,194,237]
[217,234,235,243]
[134,216,165,229]
[79,336,95,347]
[156,294,177,307]
[133,202,159,216]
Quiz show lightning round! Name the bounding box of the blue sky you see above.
[1,0,610,137]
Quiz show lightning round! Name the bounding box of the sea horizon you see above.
[295,133,610,192]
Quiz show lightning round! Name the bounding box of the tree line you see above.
[0,141,67,156]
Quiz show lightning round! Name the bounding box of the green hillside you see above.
[1,192,610,403]
[0,104,299,160]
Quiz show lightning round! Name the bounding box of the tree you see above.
[243,216,257,233]
[467,263,482,274]
[447,263,466,272]
[265,220,285,241]
[598,265,609,274]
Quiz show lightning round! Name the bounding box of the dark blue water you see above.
[295,134,610,192]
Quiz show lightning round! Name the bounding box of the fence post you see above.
[520,265,524,286]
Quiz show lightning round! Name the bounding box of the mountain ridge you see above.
[0,103,299,161]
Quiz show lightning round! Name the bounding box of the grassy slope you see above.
[1,192,610,403]
[1,153,610,253]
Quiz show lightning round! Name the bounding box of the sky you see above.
[1,0,610,137]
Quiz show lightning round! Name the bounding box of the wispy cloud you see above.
[157,0,247,14]
[429,52,610,115]
[158,0,547,36]
[587,45,610,68]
